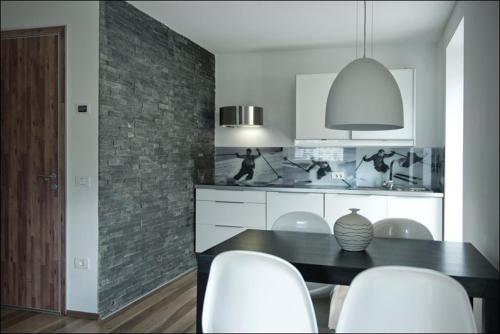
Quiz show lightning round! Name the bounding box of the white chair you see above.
[202,250,318,333]
[329,218,434,330]
[272,211,334,298]
[373,218,434,240]
[336,266,477,333]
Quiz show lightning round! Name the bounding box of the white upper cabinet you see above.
[351,69,415,141]
[295,69,415,145]
[296,73,350,140]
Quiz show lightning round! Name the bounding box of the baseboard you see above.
[66,310,99,320]
[99,267,196,320]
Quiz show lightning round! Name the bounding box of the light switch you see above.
[75,176,91,188]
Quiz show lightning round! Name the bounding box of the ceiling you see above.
[128,1,455,53]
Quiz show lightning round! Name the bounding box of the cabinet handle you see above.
[214,224,244,228]
[214,201,244,204]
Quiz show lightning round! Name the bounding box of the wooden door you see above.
[1,27,65,313]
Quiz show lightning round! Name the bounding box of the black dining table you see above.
[196,229,499,333]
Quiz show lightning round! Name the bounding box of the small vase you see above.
[334,208,373,251]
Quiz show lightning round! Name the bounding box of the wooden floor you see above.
[1,270,196,333]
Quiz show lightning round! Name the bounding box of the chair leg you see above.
[328,285,350,330]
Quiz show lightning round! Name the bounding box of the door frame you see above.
[1,26,66,314]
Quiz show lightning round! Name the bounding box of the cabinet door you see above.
[324,194,387,231]
[386,196,443,241]
[196,201,266,229]
[352,69,415,140]
[296,73,350,140]
[195,224,245,252]
[266,192,325,230]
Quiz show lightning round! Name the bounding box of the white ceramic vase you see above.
[334,208,374,251]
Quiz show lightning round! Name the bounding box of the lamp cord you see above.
[371,0,374,57]
[363,0,366,58]
[356,1,358,58]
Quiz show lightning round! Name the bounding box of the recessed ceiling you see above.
[128,1,455,53]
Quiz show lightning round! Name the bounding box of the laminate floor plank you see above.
[184,322,196,334]
[115,286,196,333]
[93,271,196,333]
[155,293,196,333]
[1,311,37,330]
[53,319,92,333]
[2,313,60,333]
[0,269,197,334]
[37,316,73,333]
[162,306,196,333]
[0,309,16,319]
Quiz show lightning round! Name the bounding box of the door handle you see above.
[38,172,57,181]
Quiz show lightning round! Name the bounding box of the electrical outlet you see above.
[332,172,345,180]
[74,257,89,270]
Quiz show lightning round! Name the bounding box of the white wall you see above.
[215,42,442,147]
[439,1,499,271]
[1,1,99,313]
[444,18,464,242]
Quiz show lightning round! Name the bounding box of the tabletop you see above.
[197,229,498,295]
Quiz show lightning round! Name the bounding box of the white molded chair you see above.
[336,266,477,333]
[202,250,318,333]
[329,218,434,330]
[373,218,434,240]
[272,211,334,298]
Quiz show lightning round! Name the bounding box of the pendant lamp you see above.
[325,1,403,131]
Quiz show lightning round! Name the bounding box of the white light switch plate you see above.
[75,176,91,188]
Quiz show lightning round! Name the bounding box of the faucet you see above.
[383,160,397,190]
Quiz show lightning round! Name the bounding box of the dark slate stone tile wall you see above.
[98,1,214,316]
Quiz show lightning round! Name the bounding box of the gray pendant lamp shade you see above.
[325,1,404,131]
[220,106,263,127]
[325,57,403,130]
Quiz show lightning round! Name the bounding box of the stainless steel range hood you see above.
[219,106,263,127]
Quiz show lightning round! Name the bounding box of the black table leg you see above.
[196,270,209,333]
[483,297,499,333]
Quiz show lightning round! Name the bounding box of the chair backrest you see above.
[202,250,318,333]
[272,211,331,234]
[336,266,477,333]
[373,218,434,240]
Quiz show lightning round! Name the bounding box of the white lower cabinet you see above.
[195,188,444,252]
[195,224,246,253]
[266,192,325,230]
[324,193,443,241]
[195,189,266,252]
[386,196,443,241]
[324,194,387,229]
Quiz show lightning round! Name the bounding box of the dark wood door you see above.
[1,27,65,313]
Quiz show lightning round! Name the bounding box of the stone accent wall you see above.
[98,1,214,316]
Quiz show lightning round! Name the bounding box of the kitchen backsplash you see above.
[215,146,444,192]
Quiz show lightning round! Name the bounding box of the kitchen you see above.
[1,1,498,333]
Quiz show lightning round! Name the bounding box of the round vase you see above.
[334,208,373,251]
